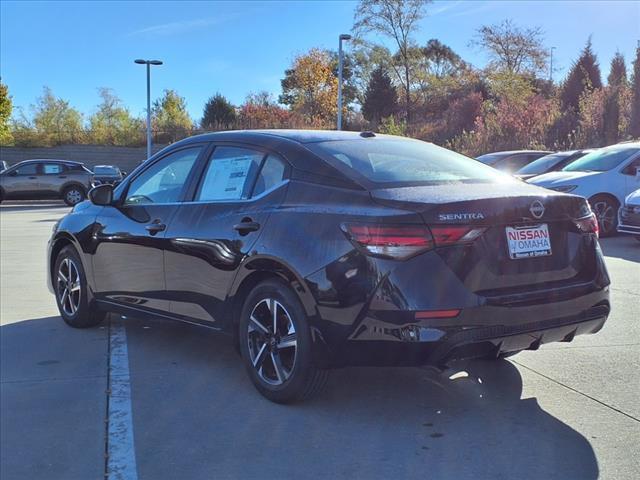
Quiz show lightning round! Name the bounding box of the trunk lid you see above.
[370,182,595,295]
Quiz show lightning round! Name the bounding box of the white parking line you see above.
[107,319,138,480]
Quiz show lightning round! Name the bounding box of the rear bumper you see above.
[327,286,609,368]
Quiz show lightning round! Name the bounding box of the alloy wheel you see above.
[592,200,615,235]
[57,258,81,316]
[66,189,83,205]
[247,298,297,386]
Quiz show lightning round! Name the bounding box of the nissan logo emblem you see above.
[530,200,545,219]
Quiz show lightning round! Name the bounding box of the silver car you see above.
[0,159,93,206]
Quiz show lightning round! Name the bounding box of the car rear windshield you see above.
[517,153,570,175]
[563,147,640,172]
[307,139,509,186]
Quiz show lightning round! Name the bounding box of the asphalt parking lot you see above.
[1,202,639,480]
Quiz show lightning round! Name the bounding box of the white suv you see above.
[529,143,640,236]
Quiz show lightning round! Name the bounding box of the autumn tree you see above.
[631,46,640,138]
[238,91,291,129]
[362,66,397,126]
[201,93,236,130]
[31,86,83,145]
[89,88,143,145]
[280,48,339,126]
[350,43,393,105]
[353,0,432,122]
[152,89,193,142]
[561,38,602,112]
[472,19,548,75]
[0,79,12,146]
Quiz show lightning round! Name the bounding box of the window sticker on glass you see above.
[199,156,254,200]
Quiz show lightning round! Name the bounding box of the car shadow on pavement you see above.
[123,316,599,480]
[0,203,69,213]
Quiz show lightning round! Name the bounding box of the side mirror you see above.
[8,170,17,177]
[88,184,114,206]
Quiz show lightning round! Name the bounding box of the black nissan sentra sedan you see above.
[47,130,610,403]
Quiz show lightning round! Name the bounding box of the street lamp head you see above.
[134,59,163,65]
[339,34,352,41]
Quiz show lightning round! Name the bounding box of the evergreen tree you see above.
[631,46,640,138]
[608,51,627,87]
[201,93,236,130]
[561,38,602,112]
[603,52,627,144]
[362,66,398,126]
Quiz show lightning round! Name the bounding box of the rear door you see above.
[92,145,205,312]
[39,162,67,195]
[164,144,289,327]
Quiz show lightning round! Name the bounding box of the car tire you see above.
[589,194,619,237]
[62,185,86,206]
[54,246,105,328]
[239,279,328,403]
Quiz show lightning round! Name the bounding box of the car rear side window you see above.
[42,163,64,174]
[197,147,264,201]
[125,147,201,205]
[307,139,510,186]
[252,155,286,197]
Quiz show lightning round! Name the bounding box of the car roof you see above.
[479,150,552,157]
[15,159,84,166]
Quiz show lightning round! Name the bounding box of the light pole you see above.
[549,47,556,82]
[337,34,351,131]
[134,59,163,159]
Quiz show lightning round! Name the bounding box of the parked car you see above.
[529,142,640,236]
[47,130,609,403]
[476,150,553,173]
[617,188,640,242]
[0,160,9,172]
[515,150,593,181]
[0,159,93,206]
[92,165,124,187]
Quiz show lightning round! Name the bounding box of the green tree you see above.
[201,93,236,130]
[362,66,397,126]
[353,0,433,122]
[561,38,603,112]
[422,39,463,78]
[152,89,193,143]
[32,86,83,145]
[608,51,627,87]
[603,52,627,144]
[630,46,640,138]
[89,88,144,145]
[0,79,13,146]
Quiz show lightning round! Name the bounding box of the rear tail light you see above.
[342,224,434,260]
[415,309,461,319]
[575,213,599,238]
[342,224,486,259]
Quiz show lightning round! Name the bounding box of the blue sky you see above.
[1,0,639,122]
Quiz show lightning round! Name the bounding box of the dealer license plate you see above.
[506,224,552,259]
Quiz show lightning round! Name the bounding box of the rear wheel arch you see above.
[228,260,316,351]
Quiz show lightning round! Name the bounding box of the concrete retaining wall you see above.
[0,144,167,173]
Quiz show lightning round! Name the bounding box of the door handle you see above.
[58,175,67,179]
[145,221,166,235]
[233,220,260,234]
[28,176,37,179]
